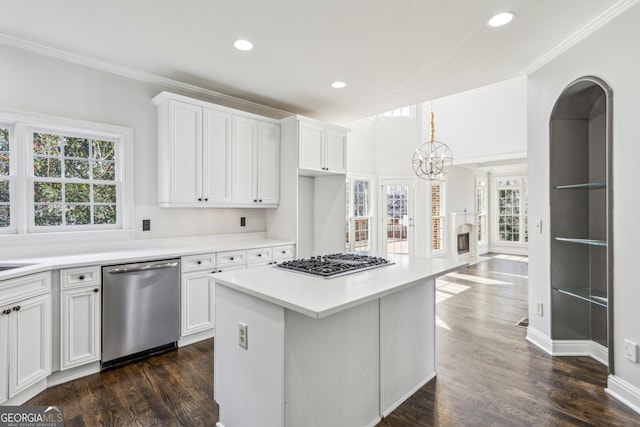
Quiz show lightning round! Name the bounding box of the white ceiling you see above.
[0,0,628,122]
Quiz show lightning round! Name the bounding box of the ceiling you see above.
[0,0,627,123]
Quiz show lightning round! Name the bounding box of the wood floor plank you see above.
[26,255,640,426]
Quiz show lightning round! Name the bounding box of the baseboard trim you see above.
[48,362,101,387]
[526,326,553,355]
[178,328,215,347]
[525,327,608,365]
[606,374,640,415]
[3,379,47,405]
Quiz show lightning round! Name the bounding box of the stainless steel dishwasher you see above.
[102,259,180,368]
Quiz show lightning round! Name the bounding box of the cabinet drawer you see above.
[272,245,295,262]
[247,247,272,266]
[216,250,246,268]
[0,271,51,305]
[61,266,101,289]
[182,253,217,272]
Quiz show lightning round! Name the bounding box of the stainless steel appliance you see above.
[275,253,393,278]
[102,259,180,368]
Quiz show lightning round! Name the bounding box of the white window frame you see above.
[0,122,17,234]
[0,109,133,241]
[345,175,375,253]
[431,181,445,254]
[380,105,416,120]
[475,176,488,244]
[495,176,527,245]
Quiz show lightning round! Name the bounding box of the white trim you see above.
[606,375,640,415]
[0,33,293,120]
[522,0,639,75]
[178,328,215,348]
[381,372,436,417]
[526,327,608,366]
[47,362,100,387]
[0,109,134,236]
[526,326,554,355]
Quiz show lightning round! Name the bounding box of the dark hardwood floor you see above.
[28,255,640,426]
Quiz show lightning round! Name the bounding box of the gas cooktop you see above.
[275,253,394,278]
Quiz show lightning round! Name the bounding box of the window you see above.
[475,177,487,243]
[345,176,372,253]
[431,182,444,252]
[496,177,528,243]
[382,106,414,118]
[0,110,131,236]
[31,130,119,230]
[0,125,11,232]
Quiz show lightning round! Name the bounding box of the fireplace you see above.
[457,232,470,254]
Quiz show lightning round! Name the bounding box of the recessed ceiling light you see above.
[234,39,253,51]
[488,12,515,27]
[331,81,347,89]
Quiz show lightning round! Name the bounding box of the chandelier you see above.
[412,106,453,180]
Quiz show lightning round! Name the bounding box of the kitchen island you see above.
[212,255,466,427]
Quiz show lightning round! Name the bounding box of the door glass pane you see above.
[386,185,408,254]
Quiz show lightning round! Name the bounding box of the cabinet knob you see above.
[198,198,203,201]
[93,288,99,293]
[229,257,234,261]
[259,199,262,203]
[197,260,202,265]
[1,309,10,315]
[79,275,85,280]
[211,270,216,274]
[253,199,257,202]
[12,305,21,312]
[257,254,262,257]
[281,251,286,254]
[204,198,209,202]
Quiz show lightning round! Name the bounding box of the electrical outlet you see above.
[240,217,246,227]
[536,301,543,317]
[625,339,638,363]
[238,322,248,350]
[142,219,151,231]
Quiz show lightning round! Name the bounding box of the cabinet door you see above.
[232,116,258,204]
[61,287,101,370]
[168,100,203,203]
[181,271,215,336]
[257,122,280,204]
[203,109,232,204]
[0,306,8,403]
[325,129,347,173]
[9,293,51,397]
[299,121,325,171]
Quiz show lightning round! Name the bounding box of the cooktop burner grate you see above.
[275,253,394,278]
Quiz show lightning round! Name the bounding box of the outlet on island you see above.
[240,217,246,227]
[142,219,151,231]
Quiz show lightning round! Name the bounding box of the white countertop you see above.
[0,234,294,281]
[212,255,467,318]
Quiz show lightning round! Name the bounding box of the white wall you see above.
[527,2,640,408]
[0,43,273,247]
[429,76,527,165]
[445,166,476,214]
[344,118,377,176]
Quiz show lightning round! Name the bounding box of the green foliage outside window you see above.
[33,132,118,228]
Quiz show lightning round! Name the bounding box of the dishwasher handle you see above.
[106,261,179,274]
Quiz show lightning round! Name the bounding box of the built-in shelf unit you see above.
[549,76,613,369]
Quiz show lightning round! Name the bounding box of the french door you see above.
[381,179,414,255]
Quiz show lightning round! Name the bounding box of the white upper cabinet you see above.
[298,118,348,175]
[232,116,280,207]
[153,92,279,208]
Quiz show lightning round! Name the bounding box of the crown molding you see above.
[0,33,294,119]
[522,0,639,75]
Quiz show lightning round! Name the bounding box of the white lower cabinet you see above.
[61,286,101,370]
[0,272,52,404]
[181,270,216,336]
[60,266,101,370]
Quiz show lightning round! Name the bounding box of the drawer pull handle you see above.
[79,275,85,280]
[93,288,100,293]
[197,260,202,265]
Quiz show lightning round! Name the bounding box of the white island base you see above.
[213,256,466,427]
